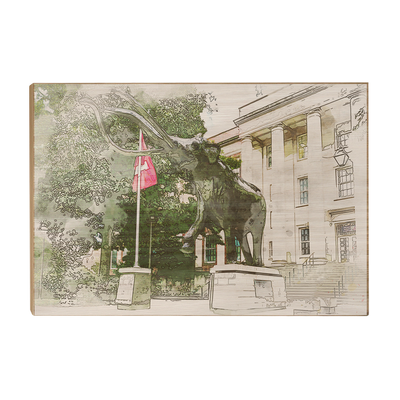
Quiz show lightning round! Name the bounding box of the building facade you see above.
[202,83,367,270]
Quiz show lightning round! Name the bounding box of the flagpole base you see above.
[115,267,152,310]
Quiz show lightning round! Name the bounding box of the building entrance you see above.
[336,221,357,263]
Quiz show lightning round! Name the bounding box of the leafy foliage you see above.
[149,93,208,138]
[37,86,211,301]
[34,84,68,118]
[219,155,242,170]
[114,175,198,274]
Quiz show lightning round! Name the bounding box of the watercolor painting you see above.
[30,83,368,315]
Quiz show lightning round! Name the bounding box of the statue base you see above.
[115,267,151,310]
[209,264,287,313]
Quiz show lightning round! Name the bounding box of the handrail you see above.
[302,252,315,267]
[302,252,315,277]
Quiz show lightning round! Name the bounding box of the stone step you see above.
[274,261,367,303]
[286,281,367,301]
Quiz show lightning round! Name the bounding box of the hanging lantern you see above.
[333,146,350,167]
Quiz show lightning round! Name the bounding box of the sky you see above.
[196,83,292,137]
[82,83,286,138]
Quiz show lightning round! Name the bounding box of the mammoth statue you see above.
[81,90,266,266]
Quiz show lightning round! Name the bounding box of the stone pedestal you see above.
[116,267,151,310]
[209,264,287,312]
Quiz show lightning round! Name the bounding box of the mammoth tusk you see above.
[103,106,175,149]
[110,89,176,149]
[80,97,167,156]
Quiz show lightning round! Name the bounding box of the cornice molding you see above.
[347,87,367,100]
[233,85,328,126]
[213,135,240,147]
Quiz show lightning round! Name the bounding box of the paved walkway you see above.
[33,299,366,316]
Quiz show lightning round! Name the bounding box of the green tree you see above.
[149,94,207,138]
[112,93,210,276]
[34,84,68,118]
[219,155,242,170]
[114,168,198,274]
[36,86,209,301]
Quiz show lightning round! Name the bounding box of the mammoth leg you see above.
[225,228,237,264]
[245,204,266,267]
[252,228,263,267]
[240,231,254,266]
[181,193,205,254]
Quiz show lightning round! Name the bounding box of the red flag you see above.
[132,134,157,191]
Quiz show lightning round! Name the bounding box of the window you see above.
[337,167,354,198]
[269,241,273,258]
[300,228,310,255]
[205,235,217,263]
[299,177,308,205]
[297,134,308,159]
[337,132,349,148]
[235,237,241,262]
[269,184,272,201]
[336,221,356,236]
[266,145,272,167]
[270,211,272,229]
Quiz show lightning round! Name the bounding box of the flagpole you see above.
[134,129,143,267]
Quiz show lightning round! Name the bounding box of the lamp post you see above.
[148,216,156,270]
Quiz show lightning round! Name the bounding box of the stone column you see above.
[270,123,285,259]
[252,146,263,191]
[240,134,253,184]
[284,136,296,263]
[307,108,325,258]
[272,123,285,171]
